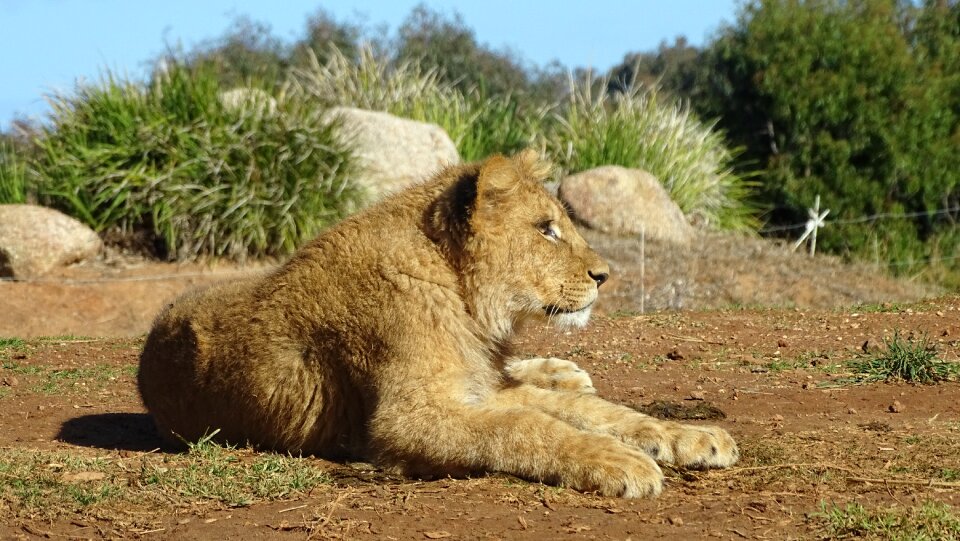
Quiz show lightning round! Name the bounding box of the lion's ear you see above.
[476,154,518,198]
[514,149,553,181]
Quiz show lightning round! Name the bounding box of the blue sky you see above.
[0,0,739,129]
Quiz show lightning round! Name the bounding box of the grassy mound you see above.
[32,63,359,261]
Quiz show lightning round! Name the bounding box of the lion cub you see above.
[139,150,738,497]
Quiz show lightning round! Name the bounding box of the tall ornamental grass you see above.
[288,47,544,161]
[0,142,28,204]
[549,74,757,231]
[33,63,359,261]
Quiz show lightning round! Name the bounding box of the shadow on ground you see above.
[57,413,169,452]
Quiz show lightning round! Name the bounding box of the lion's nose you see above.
[588,270,609,287]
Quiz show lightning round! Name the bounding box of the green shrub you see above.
[550,73,757,231]
[288,47,541,161]
[32,63,359,261]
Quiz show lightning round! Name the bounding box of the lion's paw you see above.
[562,437,663,498]
[505,357,596,394]
[625,422,739,469]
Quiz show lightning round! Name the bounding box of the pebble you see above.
[689,391,705,401]
[889,400,904,413]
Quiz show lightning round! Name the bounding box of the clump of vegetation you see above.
[848,331,959,384]
[814,500,960,540]
[143,431,329,507]
[32,62,359,261]
[288,46,541,161]
[549,73,756,231]
[0,142,28,204]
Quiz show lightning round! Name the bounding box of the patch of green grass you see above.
[0,338,28,363]
[0,440,330,522]
[36,365,125,394]
[940,469,960,482]
[37,335,93,342]
[143,432,329,507]
[0,338,26,350]
[814,500,960,540]
[1,361,43,376]
[766,359,796,372]
[0,451,115,513]
[847,331,959,384]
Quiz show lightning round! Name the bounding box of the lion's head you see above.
[430,150,610,340]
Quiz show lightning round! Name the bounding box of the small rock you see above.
[889,400,904,413]
[666,349,685,361]
[688,391,705,401]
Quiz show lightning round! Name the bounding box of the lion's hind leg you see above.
[505,357,596,394]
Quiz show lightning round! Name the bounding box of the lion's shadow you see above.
[57,413,171,452]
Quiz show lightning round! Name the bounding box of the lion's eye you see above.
[537,221,560,241]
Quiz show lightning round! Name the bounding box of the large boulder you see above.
[559,166,694,244]
[0,205,102,279]
[329,107,460,203]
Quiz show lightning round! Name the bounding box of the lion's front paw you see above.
[624,422,739,469]
[561,437,664,498]
[505,357,596,394]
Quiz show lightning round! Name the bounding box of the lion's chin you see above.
[541,304,594,328]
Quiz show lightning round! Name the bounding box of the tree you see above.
[394,5,531,98]
[607,37,702,101]
[185,16,288,88]
[695,0,960,273]
[289,8,365,67]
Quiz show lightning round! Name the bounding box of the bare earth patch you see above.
[1,298,959,539]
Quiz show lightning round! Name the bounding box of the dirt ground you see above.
[1,296,959,540]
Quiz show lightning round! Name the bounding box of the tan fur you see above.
[138,150,738,497]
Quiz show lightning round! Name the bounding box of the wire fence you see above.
[760,205,960,234]
[759,200,960,267]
